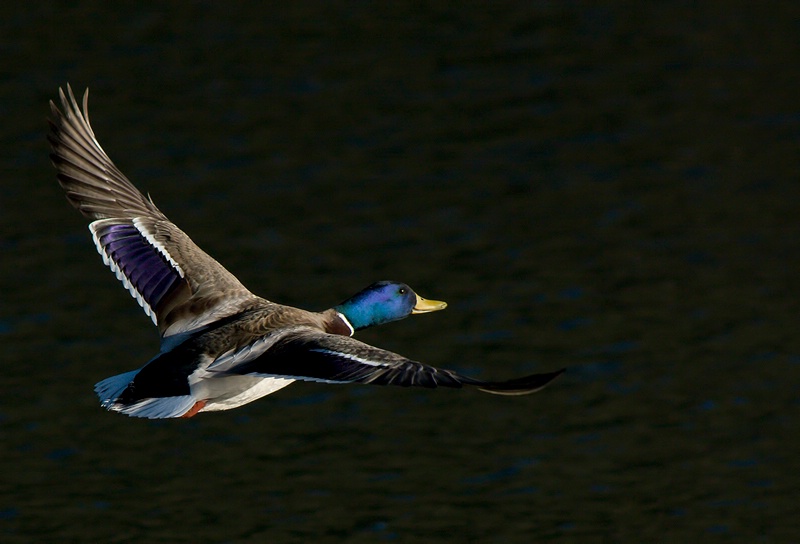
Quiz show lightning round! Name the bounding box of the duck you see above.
[48,84,564,419]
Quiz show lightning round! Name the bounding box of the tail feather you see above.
[94,369,139,407]
[114,396,199,419]
[94,369,198,419]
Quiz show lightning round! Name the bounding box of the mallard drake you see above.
[48,85,564,419]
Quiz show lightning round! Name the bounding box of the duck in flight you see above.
[48,85,564,419]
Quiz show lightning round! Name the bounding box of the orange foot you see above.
[181,400,208,418]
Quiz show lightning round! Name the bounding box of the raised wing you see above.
[216,329,565,395]
[49,85,259,337]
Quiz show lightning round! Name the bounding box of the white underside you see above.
[197,375,295,412]
[96,370,296,418]
[96,329,309,418]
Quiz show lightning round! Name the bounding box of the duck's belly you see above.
[194,375,295,412]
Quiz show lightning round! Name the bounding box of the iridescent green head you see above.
[333,281,447,331]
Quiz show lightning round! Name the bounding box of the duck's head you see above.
[333,281,447,331]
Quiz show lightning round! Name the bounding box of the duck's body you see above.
[48,85,563,419]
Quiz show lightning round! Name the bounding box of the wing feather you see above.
[220,330,564,394]
[49,85,259,336]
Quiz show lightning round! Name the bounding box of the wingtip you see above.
[476,367,566,396]
[52,83,88,120]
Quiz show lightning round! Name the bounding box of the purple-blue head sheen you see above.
[333,281,419,330]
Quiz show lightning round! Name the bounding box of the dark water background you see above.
[2,2,800,542]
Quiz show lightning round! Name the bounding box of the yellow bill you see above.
[412,294,447,314]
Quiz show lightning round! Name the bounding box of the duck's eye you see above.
[398,288,406,295]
